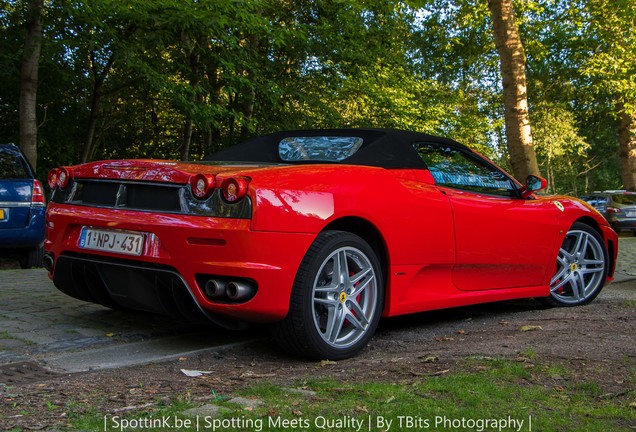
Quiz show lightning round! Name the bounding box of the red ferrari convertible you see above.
[44,129,618,359]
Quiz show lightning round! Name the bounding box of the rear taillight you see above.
[32,180,46,205]
[57,167,71,189]
[606,206,621,214]
[47,168,59,189]
[189,174,215,199]
[220,176,250,203]
[48,167,72,190]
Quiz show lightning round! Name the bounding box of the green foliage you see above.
[584,0,636,114]
[533,103,591,194]
[0,0,628,192]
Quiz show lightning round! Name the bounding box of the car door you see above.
[413,142,560,291]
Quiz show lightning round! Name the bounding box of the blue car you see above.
[0,144,45,268]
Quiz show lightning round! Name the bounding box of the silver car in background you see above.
[581,190,636,235]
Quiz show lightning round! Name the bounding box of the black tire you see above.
[272,230,384,360]
[20,246,44,269]
[542,222,608,307]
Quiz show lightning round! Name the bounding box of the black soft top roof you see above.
[205,128,469,169]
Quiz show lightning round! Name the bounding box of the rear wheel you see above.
[20,246,43,269]
[272,231,384,360]
[544,222,608,307]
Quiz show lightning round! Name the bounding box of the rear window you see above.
[611,194,636,205]
[0,147,30,179]
[278,136,364,162]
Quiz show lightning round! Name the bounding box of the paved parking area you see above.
[0,268,247,371]
[0,236,633,373]
[615,236,636,278]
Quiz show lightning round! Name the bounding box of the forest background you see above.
[1,0,635,196]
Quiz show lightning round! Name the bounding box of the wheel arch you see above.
[322,217,389,283]
[574,215,616,278]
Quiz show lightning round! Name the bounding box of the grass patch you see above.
[70,359,635,432]
[0,330,35,345]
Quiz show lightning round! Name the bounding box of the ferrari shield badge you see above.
[553,201,565,212]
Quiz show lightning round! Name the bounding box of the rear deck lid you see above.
[0,180,32,228]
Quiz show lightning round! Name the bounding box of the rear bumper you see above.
[0,207,45,249]
[45,203,315,323]
[608,218,636,232]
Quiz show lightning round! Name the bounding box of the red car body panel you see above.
[44,130,618,328]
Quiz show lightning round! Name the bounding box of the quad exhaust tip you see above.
[226,280,256,301]
[42,254,54,272]
[204,279,227,298]
[203,278,256,302]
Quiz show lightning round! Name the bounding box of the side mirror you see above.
[520,175,547,198]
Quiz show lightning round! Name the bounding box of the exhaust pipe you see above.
[226,280,256,301]
[204,279,227,298]
[42,254,54,272]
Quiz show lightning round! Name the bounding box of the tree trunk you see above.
[81,87,102,162]
[240,34,259,141]
[180,35,202,161]
[80,51,115,163]
[618,100,636,191]
[487,0,540,182]
[19,0,44,173]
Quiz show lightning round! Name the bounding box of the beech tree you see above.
[19,0,43,172]
[487,0,540,182]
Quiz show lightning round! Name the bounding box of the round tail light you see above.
[57,167,71,189]
[189,174,215,199]
[221,177,249,203]
[47,168,59,190]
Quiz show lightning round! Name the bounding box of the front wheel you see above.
[272,231,384,360]
[544,222,608,307]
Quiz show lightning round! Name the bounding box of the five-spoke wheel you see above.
[546,222,608,306]
[273,231,383,359]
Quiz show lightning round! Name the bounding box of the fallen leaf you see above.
[320,360,337,366]
[457,330,466,335]
[180,369,213,377]
[520,325,543,332]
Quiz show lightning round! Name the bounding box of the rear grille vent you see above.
[50,179,251,219]
[70,181,182,212]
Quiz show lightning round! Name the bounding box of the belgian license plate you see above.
[79,228,145,256]
[627,211,636,217]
